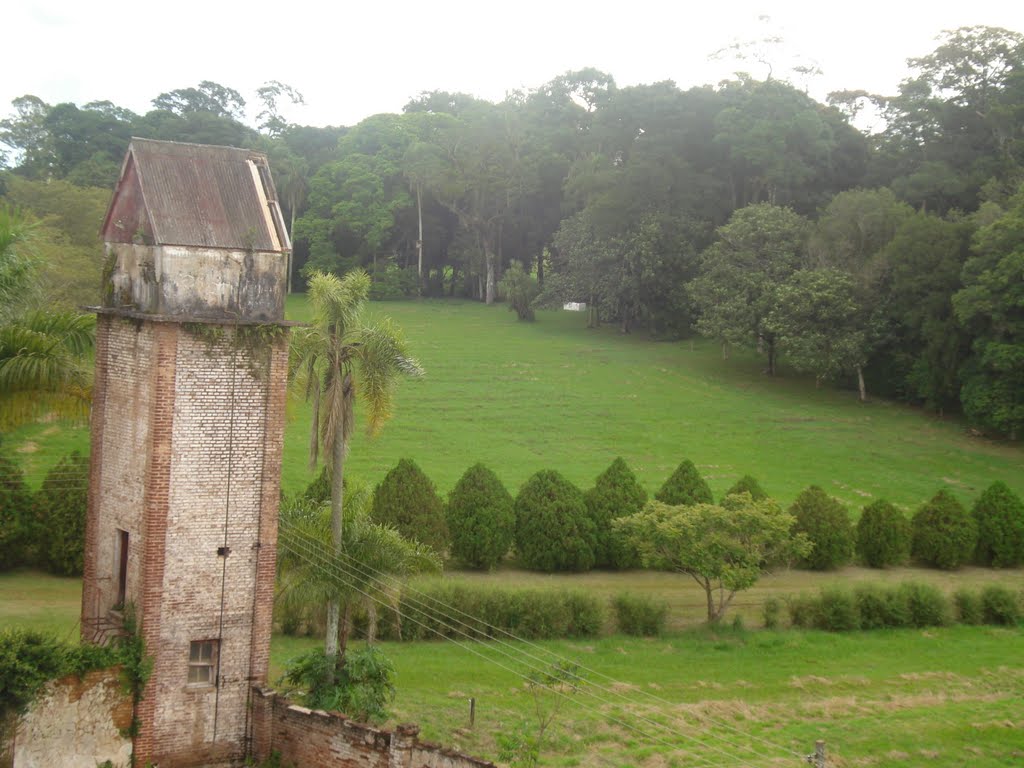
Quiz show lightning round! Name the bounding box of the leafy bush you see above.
[897,582,950,627]
[815,589,860,631]
[389,583,604,641]
[368,266,419,300]
[972,481,1024,567]
[789,486,854,570]
[979,586,1021,626]
[911,490,977,570]
[35,452,89,576]
[724,475,768,501]
[446,464,515,570]
[611,593,668,636]
[514,470,596,572]
[761,597,782,629]
[0,630,68,719]
[853,584,910,629]
[282,646,396,723]
[371,458,448,553]
[0,454,34,571]
[953,590,983,625]
[584,458,648,569]
[654,459,713,506]
[855,499,912,568]
[498,260,540,321]
[786,594,820,628]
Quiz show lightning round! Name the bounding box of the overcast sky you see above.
[6,1,1024,131]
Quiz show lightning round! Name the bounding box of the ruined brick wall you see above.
[251,689,495,768]
[83,317,288,768]
[12,668,132,768]
[82,315,154,637]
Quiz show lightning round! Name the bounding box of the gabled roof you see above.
[101,138,291,252]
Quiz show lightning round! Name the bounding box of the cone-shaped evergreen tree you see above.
[972,481,1024,567]
[655,459,713,506]
[724,475,768,501]
[371,458,448,553]
[515,470,596,572]
[912,489,976,570]
[584,457,648,568]
[446,463,515,569]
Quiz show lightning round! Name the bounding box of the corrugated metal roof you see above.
[113,138,289,252]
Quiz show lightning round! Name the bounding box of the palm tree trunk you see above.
[325,432,346,667]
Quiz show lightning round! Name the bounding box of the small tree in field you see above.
[514,471,596,572]
[371,459,448,554]
[498,260,540,321]
[724,475,768,501]
[855,499,911,568]
[584,458,648,568]
[446,463,515,569]
[972,481,1024,567]
[655,459,713,506]
[789,485,854,570]
[912,490,977,570]
[614,494,810,623]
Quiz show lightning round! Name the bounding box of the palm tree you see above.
[0,204,95,427]
[289,268,423,662]
[276,481,440,662]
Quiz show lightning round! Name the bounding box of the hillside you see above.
[8,297,1022,511]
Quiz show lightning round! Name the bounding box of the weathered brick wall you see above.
[12,668,132,768]
[147,326,286,767]
[252,689,495,768]
[82,315,154,636]
[83,317,288,768]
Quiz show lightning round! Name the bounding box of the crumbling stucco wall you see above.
[13,668,132,768]
[105,243,285,321]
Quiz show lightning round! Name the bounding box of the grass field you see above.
[3,571,1022,767]
[6,297,1024,514]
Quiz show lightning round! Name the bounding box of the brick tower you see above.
[81,139,292,767]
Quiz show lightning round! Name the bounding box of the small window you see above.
[188,640,218,685]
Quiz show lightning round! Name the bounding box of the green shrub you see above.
[853,584,910,629]
[446,464,515,570]
[789,486,854,571]
[0,454,35,571]
[654,459,713,506]
[979,586,1021,626]
[390,583,603,641]
[584,458,648,569]
[35,452,89,576]
[897,582,949,627]
[786,594,820,628]
[911,490,977,570]
[953,590,983,625]
[0,630,68,719]
[368,266,419,300]
[514,470,596,572]
[815,589,860,631]
[611,593,668,636]
[724,475,768,501]
[972,482,1024,568]
[371,458,448,553]
[761,597,782,629]
[282,646,396,723]
[855,499,912,568]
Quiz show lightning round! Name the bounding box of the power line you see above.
[279,524,792,766]
[282,521,806,763]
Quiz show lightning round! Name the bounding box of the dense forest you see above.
[1,26,1022,439]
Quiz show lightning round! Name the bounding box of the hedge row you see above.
[779,583,1022,631]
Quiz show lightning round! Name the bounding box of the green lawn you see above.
[9,297,1022,513]
[4,570,1022,767]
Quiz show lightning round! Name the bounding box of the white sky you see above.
[6,1,1024,131]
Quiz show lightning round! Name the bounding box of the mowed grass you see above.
[4,570,1022,767]
[6,296,1023,511]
